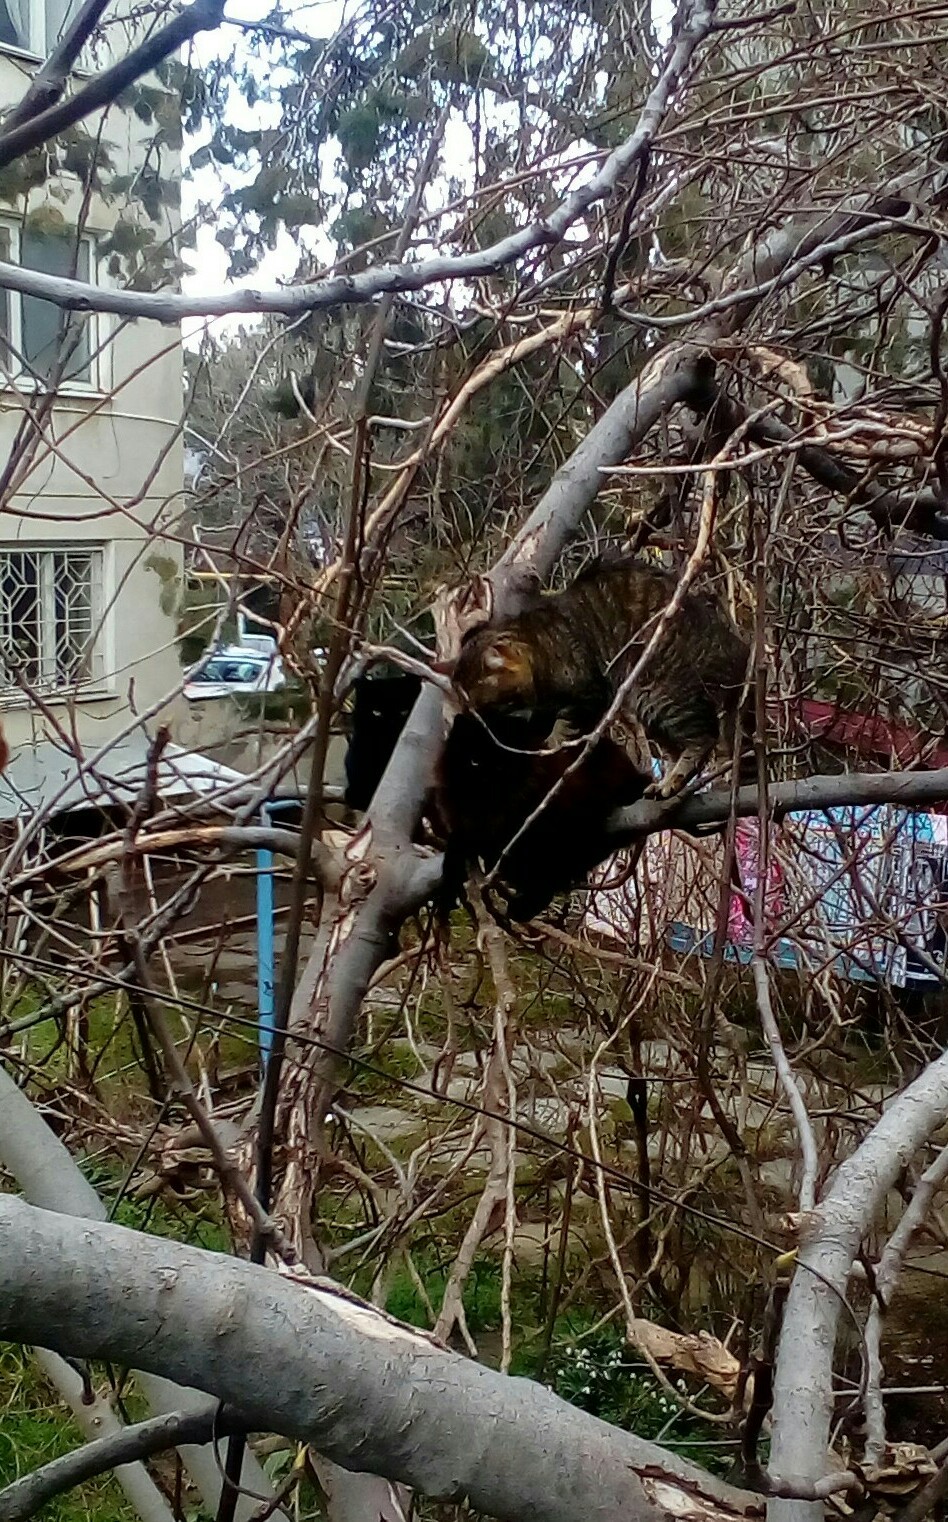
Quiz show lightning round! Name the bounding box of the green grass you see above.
[0,1163,232,1520]
[381,1260,737,1477]
[1,940,752,1518]
[0,1348,139,1522]
[544,1323,737,1476]
[384,1251,507,1333]
[79,1156,232,1255]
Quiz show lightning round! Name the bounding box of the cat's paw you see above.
[644,774,687,801]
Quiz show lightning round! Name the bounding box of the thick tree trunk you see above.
[0,1196,760,1522]
[0,1064,287,1522]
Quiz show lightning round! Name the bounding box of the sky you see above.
[180,0,348,339]
[178,0,675,342]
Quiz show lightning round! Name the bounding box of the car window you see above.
[191,660,228,682]
[190,655,268,685]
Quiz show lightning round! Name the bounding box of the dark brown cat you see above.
[436,708,649,920]
[452,556,754,799]
[340,669,649,919]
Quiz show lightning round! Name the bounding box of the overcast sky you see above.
[181,0,347,340]
[179,0,673,342]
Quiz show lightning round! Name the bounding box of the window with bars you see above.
[0,547,105,693]
[0,223,97,388]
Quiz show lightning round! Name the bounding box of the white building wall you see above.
[0,32,184,756]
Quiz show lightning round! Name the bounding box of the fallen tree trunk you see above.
[0,1195,760,1522]
[0,1064,286,1522]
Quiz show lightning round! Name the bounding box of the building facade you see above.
[0,2,184,760]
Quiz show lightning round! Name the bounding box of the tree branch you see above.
[0,0,226,171]
[863,1143,948,1464]
[19,1349,178,1522]
[0,0,112,136]
[767,1049,948,1522]
[607,766,948,841]
[0,1064,288,1522]
[0,1402,246,1522]
[0,0,718,320]
[0,1195,760,1522]
[269,140,948,1242]
[706,398,948,539]
[6,824,321,893]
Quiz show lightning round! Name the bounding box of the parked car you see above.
[184,644,286,701]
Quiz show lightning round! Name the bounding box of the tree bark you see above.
[19,1351,177,1522]
[767,1048,948,1522]
[609,766,948,841]
[0,1064,287,1522]
[0,1408,244,1522]
[0,1195,760,1522]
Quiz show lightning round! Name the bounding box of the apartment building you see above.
[0,2,185,766]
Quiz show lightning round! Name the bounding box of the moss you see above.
[144,554,181,618]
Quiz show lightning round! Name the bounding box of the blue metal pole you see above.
[256,802,275,1068]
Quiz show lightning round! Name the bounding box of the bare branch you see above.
[0,0,718,321]
[0,1064,288,1522]
[16,1350,178,1522]
[6,823,331,892]
[0,0,112,135]
[864,1144,948,1464]
[768,1051,948,1522]
[0,0,226,171]
[0,1406,248,1522]
[108,855,298,1264]
[752,960,819,1214]
[609,767,948,842]
[709,398,948,539]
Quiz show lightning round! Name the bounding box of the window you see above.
[0,0,85,57]
[0,224,97,388]
[0,547,105,694]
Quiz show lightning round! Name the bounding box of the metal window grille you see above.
[0,548,103,692]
